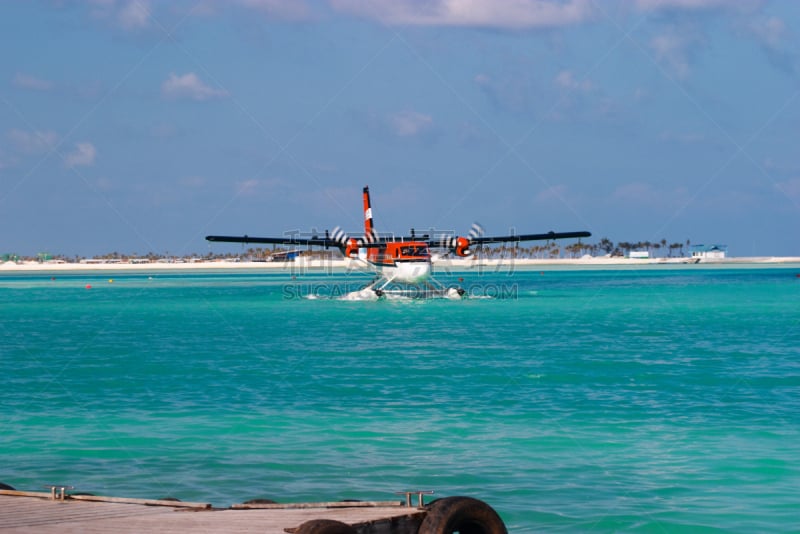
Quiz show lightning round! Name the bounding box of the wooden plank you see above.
[0,489,55,499]
[231,500,403,510]
[68,494,211,509]
[0,489,210,508]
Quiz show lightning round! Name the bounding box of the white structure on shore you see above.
[690,244,727,260]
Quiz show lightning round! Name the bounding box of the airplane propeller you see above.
[330,226,349,247]
[469,222,485,240]
[331,225,369,258]
[438,222,485,257]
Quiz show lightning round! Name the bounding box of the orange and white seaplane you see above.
[206,186,590,299]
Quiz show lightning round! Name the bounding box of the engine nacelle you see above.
[454,236,472,257]
[344,238,360,258]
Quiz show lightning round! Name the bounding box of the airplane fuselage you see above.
[364,241,432,283]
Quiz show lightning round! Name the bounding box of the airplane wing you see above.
[206,230,591,248]
[205,235,334,246]
[205,234,386,249]
[425,228,591,257]
[469,230,591,244]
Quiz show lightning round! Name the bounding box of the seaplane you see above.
[206,186,591,299]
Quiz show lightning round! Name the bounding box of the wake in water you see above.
[307,286,466,301]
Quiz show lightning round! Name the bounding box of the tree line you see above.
[5,237,694,264]
[470,237,693,259]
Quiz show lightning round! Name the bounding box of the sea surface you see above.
[2,265,799,532]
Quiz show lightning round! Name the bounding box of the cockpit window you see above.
[399,246,430,258]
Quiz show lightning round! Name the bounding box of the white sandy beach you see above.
[2,256,800,273]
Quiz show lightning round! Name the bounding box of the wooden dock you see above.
[0,487,506,533]
[0,490,421,534]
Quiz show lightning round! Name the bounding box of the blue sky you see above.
[1,0,799,257]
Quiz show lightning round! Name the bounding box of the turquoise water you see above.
[2,267,799,532]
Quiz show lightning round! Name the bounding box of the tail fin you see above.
[362,186,377,243]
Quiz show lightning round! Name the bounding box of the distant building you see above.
[690,244,727,259]
[269,250,299,262]
[628,250,650,259]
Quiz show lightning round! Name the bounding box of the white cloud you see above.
[457,120,486,147]
[635,0,729,11]
[0,151,14,171]
[118,0,151,30]
[745,16,787,50]
[330,0,593,29]
[736,14,797,76]
[236,179,259,195]
[65,142,97,167]
[88,0,116,19]
[389,111,434,137]
[186,0,314,20]
[180,176,207,188]
[554,70,592,91]
[633,87,648,102]
[236,0,313,19]
[12,73,53,91]
[549,70,602,120]
[474,73,542,115]
[161,72,229,101]
[7,129,58,154]
[775,178,800,200]
[638,2,772,78]
[534,185,568,203]
[95,177,115,191]
[89,0,152,31]
[649,28,701,78]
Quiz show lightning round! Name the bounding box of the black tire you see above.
[295,519,357,534]
[418,496,507,534]
[0,482,15,490]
